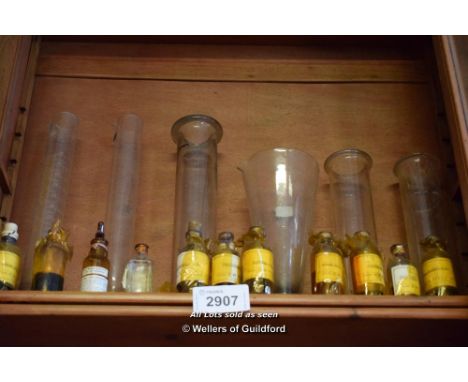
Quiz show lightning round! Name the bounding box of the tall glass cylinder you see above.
[239,148,319,293]
[325,148,384,295]
[394,153,459,295]
[21,111,78,290]
[171,115,222,284]
[106,113,142,291]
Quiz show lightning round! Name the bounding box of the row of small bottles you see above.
[310,231,457,296]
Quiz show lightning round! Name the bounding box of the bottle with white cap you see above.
[0,222,22,290]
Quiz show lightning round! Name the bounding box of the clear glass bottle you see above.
[171,115,222,288]
[238,226,274,294]
[176,221,210,292]
[389,244,421,296]
[346,231,385,295]
[31,219,73,291]
[420,236,457,296]
[0,222,21,290]
[122,243,153,293]
[80,222,110,292]
[212,232,241,286]
[309,231,346,295]
[325,148,383,294]
[22,112,77,290]
[238,148,319,293]
[106,113,142,291]
[394,153,459,296]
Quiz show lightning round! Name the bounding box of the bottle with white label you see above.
[122,243,153,293]
[212,232,240,286]
[80,221,110,292]
[0,222,21,290]
[389,243,420,296]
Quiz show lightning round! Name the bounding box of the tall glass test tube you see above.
[394,153,459,295]
[171,115,222,287]
[21,112,78,290]
[106,113,142,291]
[325,148,385,295]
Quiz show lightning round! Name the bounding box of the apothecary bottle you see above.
[31,219,73,291]
[388,244,420,296]
[394,153,458,296]
[176,221,210,292]
[325,148,385,295]
[239,226,274,294]
[0,222,21,290]
[122,243,153,293]
[80,222,110,292]
[212,232,241,286]
[310,231,346,295]
[171,114,222,289]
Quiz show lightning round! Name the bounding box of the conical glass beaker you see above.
[239,148,319,293]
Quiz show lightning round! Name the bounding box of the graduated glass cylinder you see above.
[324,149,378,294]
[171,115,223,281]
[106,113,142,291]
[239,148,319,293]
[21,111,78,290]
[394,153,459,286]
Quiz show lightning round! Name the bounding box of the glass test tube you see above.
[171,115,222,285]
[21,112,77,290]
[106,113,142,291]
[325,148,384,294]
[239,148,319,293]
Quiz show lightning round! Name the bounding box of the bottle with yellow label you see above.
[31,219,73,291]
[389,244,420,296]
[346,231,385,295]
[310,231,345,295]
[0,222,21,290]
[176,220,210,292]
[420,235,457,296]
[212,232,240,286]
[238,226,274,294]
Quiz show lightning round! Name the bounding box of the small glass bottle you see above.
[239,226,274,294]
[80,222,110,292]
[31,219,73,291]
[0,222,21,290]
[389,244,421,296]
[176,221,210,292]
[346,231,385,295]
[122,243,153,293]
[309,231,346,295]
[212,232,241,286]
[420,235,457,296]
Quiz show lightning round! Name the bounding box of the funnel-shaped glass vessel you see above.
[239,148,319,293]
[171,114,223,286]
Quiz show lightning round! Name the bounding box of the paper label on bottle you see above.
[177,250,210,285]
[0,250,20,287]
[391,264,420,296]
[353,253,385,287]
[212,253,241,285]
[80,266,108,292]
[315,251,345,284]
[242,248,274,282]
[422,257,456,291]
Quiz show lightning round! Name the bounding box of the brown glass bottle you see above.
[80,222,110,292]
[421,235,457,296]
[388,244,421,296]
[212,232,241,286]
[238,226,274,294]
[32,219,73,291]
[310,232,345,295]
[176,221,210,292]
[346,231,385,295]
